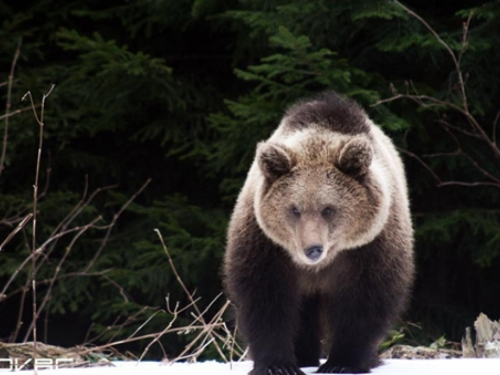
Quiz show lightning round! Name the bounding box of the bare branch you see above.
[22,84,55,371]
[458,12,474,69]
[0,38,22,179]
[0,105,40,121]
[0,213,33,253]
[438,181,500,188]
[436,119,480,138]
[398,147,443,185]
[462,152,500,185]
[155,229,228,362]
[399,147,500,189]
[83,178,151,273]
[393,1,468,112]
[0,251,35,303]
[493,110,500,146]
[36,183,118,274]
[75,323,226,357]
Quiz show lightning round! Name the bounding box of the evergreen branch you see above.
[1,269,113,303]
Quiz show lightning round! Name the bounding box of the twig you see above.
[83,178,151,273]
[0,105,40,121]
[137,305,182,362]
[12,285,29,342]
[0,38,22,179]
[23,216,103,342]
[438,181,500,188]
[155,229,228,362]
[173,299,231,363]
[398,147,443,185]
[102,274,131,302]
[400,147,500,189]
[99,304,166,346]
[229,311,239,366]
[21,84,55,374]
[1,269,114,303]
[392,2,500,162]
[493,110,500,146]
[0,213,33,252]
[436,118,480,138]
[374,4,500,190]
[0,249,36,303]
[457,11,474,77]
[75,323,226,357]
[34,183,117,274]
[393,1,468,112]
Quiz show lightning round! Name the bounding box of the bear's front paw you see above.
[251,364,306,375]
[317,361,369,374]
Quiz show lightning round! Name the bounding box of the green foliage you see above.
[379,327,406,351]
[429,335,447,350]
[416,209,500,267]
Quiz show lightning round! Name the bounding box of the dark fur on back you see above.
[284,91,369,135]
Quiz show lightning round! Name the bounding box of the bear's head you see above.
[254,132,391,268]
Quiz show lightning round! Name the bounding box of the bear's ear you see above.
[257,142,295,181]
[336,137,373,176]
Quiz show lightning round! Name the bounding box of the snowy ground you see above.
[24,358,500,375]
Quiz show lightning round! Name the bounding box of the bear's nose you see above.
[305,245,323,261]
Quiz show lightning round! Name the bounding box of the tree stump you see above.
[462,313,500,358]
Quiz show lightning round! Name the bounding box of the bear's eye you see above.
[322,207,335,218]
[291,206,301,217]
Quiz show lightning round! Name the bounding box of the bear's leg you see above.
[317,298,385,374]
[295,295,321,368]
[241,268,304,375]
[228,246,305,375]
[317,279,396,373]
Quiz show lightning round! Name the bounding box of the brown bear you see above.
[223,91,414,375]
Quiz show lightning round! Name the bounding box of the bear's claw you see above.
[317,361,369,374]
[252,364,305,375]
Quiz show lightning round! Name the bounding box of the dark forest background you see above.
[1,0,500,360]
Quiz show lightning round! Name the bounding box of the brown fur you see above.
[224,91,414,375]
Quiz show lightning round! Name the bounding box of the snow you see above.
[24,358,500,375]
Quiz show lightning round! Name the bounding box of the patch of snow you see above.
[20,358,500,375]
